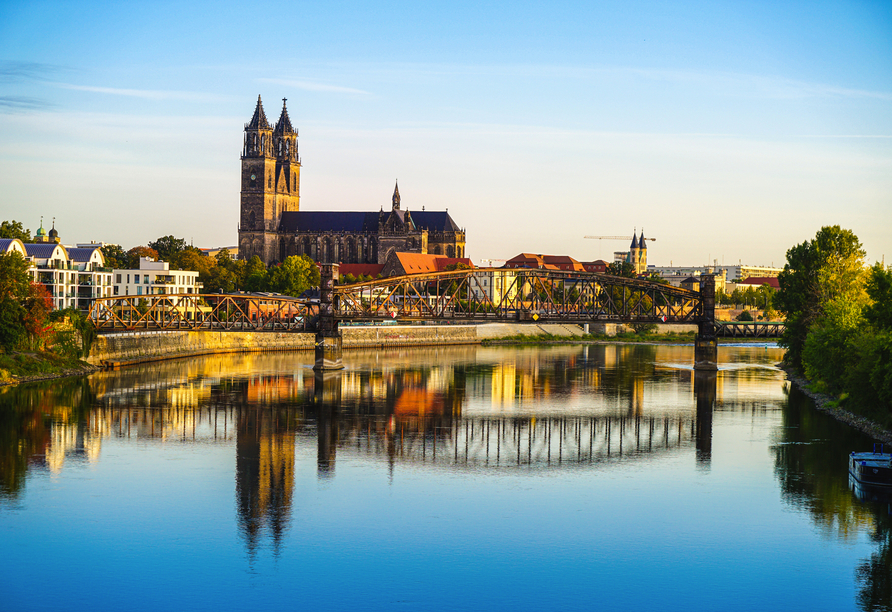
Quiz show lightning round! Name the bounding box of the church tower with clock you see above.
[239,95,301,263]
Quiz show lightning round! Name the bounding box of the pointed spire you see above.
[274,97,294,134]
[392,180,400,210]
[639,229,647,249]
[630,229,638,250]
[246,94,271,130]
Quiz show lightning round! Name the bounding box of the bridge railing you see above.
[88,294,318,332]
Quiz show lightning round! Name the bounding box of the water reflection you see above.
[773,385,892,610]
[2,343,888,609]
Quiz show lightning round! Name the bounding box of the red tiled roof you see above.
[392,253,474,273]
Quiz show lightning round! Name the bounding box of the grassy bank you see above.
[482,331,699,346]
[0,352,98,386]
[782,364,892,443]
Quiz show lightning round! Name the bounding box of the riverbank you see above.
[782,365,892,445]
[0,352,99,387]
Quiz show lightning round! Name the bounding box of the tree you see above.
[776,226,865,368]
[100,244,127,269]
[242,256,268,292]
[606,261,636,278]
[0,252,51,352]
[0,220,31,243]
[126,246,159,269]
[268,255,320,297]
[864,263,892,331]
[148,236,188,263]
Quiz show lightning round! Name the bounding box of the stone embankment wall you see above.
[87,330,316,367]
[89,325,481,368]
[87,321,698,368]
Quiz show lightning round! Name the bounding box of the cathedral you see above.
[238,96,466,266]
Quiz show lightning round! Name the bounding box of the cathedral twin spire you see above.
[244,95,297,160]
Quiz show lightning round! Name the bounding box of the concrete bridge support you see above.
[694,274,718,372]
[694,370,716,468]
[314,264,344,371]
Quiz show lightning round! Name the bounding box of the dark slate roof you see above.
[67,247,100,263]
[409,211,461,232]
[246,95,271,130]
[23,243,65,258]
[279,211,383,233]
[278,209,462,234]
[639,231,647,249]
[0,238,20,252]
[274,99,295,135]
[630,233,639,249]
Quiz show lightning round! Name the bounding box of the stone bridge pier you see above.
[314,264,344,371]
[694,274,718,371]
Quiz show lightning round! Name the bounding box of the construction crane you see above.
[583,235,657,242]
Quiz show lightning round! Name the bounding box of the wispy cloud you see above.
[54,83,221,102]
[0,96,54,112]
[0,61,65,82]
[258,78,369,95]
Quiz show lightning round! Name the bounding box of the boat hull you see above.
[849,451,892,487]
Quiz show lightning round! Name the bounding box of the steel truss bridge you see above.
[87,269,782,338]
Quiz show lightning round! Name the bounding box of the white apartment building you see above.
[113,257,202,299]
[1,238,113,310]
[647,264,782,283]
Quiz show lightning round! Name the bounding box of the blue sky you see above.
[1,0,889,267]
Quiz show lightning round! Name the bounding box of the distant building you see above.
[582,260,608,273]
[201,246,239,260]
[505,253,585,271]
[113,257,202,299]
[468,268,521,304]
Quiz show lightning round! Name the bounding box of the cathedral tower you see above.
[239,96,301,263]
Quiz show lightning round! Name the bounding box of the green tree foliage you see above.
[776,225,865,368]
[242,256,269,292]
[268,255,320,297]
[0,252,52,352]
[100,244,127,269]
[606,260,636,278]
[779,228,892,425]
[0,220,31,242]
[864,263,892,330]
[147,235,188,263]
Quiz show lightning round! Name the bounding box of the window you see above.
[114,286,119,295]
[137,286,142,295]
[134,275,139,284]
[144,274,149,284]
[116,274,121,283]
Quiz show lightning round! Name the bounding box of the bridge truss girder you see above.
[334,269,703,324]
[88,294,317,332]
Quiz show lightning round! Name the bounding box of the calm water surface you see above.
[0,343,889,611]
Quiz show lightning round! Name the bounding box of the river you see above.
[0,343,889,611]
